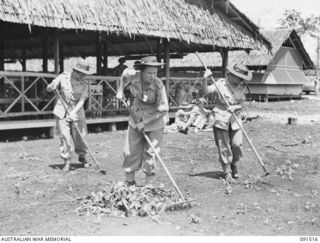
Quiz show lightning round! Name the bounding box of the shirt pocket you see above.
[145,89,156,104]
[213,109,230,123]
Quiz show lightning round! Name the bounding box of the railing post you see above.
[116,78,120,109]
[88,80,92,111]
[21,76,25,112]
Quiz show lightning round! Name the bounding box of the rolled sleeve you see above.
[120,68,137,89]
[156,85,169,112]
[81,84,89,100]
[48,74,63,90]
[207,84,217,94]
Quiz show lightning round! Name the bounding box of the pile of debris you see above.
[75,182,192,217]
[275,160,299,180]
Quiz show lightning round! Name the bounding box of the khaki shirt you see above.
[121,68,169,132]
[48,72,89,120]
[207,78,246,130]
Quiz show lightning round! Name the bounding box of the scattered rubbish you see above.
[287,117,297,125]
[302,136,312,144]
[311,189,318,197]
[221,179,233,195]
[235,202,246,215]
[189,214,201,224]
[242,175,262,189]
[275,160,298,180]
[14,152,42,161]
[75,181,193,217]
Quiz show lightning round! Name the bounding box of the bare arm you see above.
[46,75,62,92]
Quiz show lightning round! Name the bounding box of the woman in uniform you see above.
[116,56,169,186]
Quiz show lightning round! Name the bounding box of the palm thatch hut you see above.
[170,29,314,100]
[0,0,270,71]
[0,0,271,131]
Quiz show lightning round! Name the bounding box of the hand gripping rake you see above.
[195,52,269,176]
[54,89,106,175]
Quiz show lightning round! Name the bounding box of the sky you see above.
[231,0,320,29]
[231,0,320,63]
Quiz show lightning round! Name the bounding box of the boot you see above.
[125,180,136,187]
[63,159,71,172]
[124,172,136,187]
[225,172,235,184]
[231,164,239,179]
[79,156,91,168]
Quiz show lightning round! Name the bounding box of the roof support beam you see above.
[103,42,109,75]
[54,29,60,74]
[59,43,64,73]
[96,33,102,75]
[42,35,48,73]
[21,48,26,71]
[164,39,170,96]
[0,37,4,71]
[220,48,229,78]
[156,39,162,63]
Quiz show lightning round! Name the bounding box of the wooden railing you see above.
[0,71,204,118]
[0,71,57,117]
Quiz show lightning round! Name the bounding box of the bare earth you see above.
[0,98,320,236]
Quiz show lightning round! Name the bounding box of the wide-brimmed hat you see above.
[136,56,164,68]
[179,102,193,109]
[73,59,94,75]
[227,64,252,81]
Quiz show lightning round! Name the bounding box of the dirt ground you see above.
[1,98,320,236]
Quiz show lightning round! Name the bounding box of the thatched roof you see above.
[170,29,314,70]
[0,0,271,59]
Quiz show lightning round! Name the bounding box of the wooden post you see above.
[42,35,48,73]
[0,26,5,95]
[96,33,102,75]
[156,39,162,62]
[21,76,25,112]
[21,48,26,71]
[54,29,60,74]
[220,48,229,78]
[103,42,108,75]
[164,39,170,96]
[0,35,4,71]
[59,43,64,72]
[316,37,320,76]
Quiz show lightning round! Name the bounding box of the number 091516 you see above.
[300,237,318,242]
